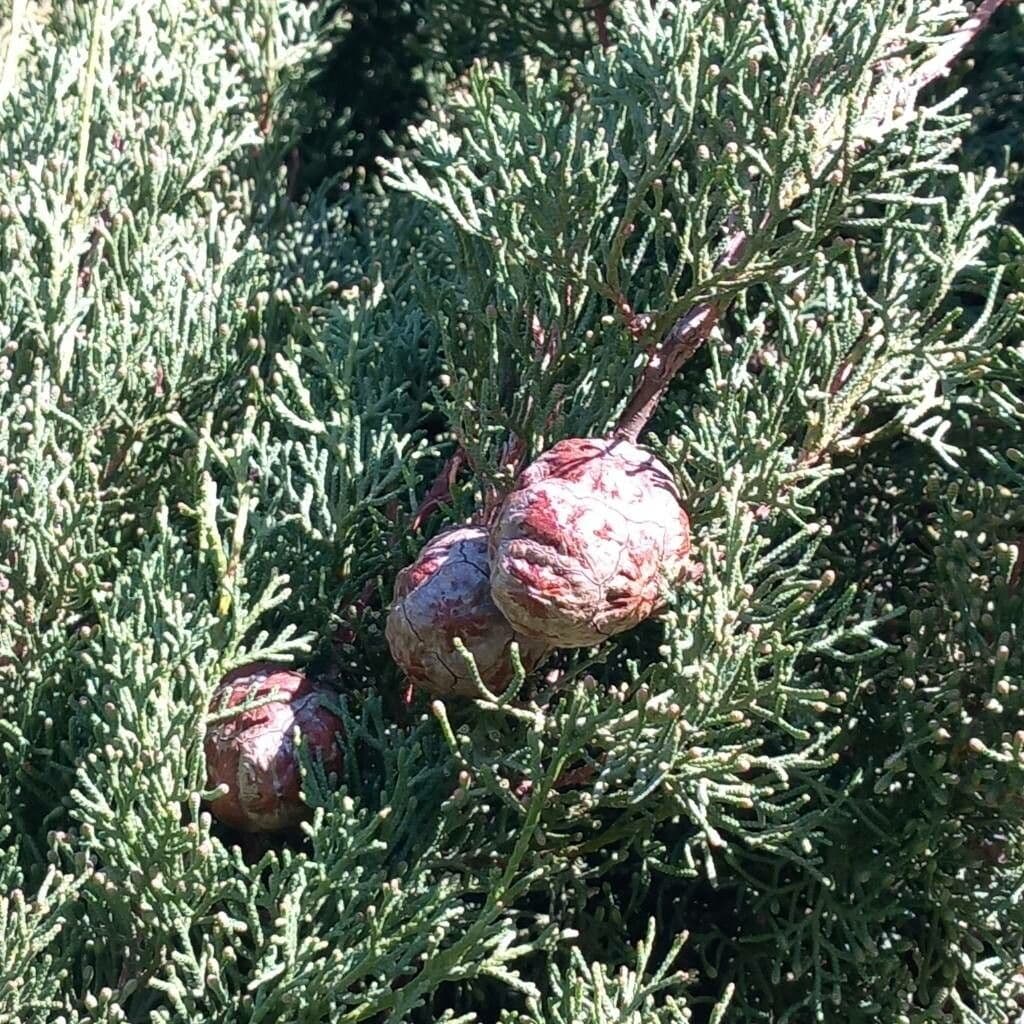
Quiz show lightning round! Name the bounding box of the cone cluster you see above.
[204,438,689,831]
[387,437,691,697]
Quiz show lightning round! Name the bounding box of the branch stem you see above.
[612,0,1006,444]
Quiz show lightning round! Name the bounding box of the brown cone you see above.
[386,526,550,698]
[204,663,343,832]
[489,437,690,647]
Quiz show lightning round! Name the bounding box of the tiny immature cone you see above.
[385,526,550,698]
[489,437,690,647]
[204,663,343,833]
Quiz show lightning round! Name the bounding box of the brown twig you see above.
[513,761,599,800]
[257,91,271,138]
[911,0,1007,93]
[614,228,748,443]
[1010,539,1024,590]
[613,302,721,443]
[592,4,611,50]
[77,207,112,293]
[409,448,467,533]
[611,1,1006,446]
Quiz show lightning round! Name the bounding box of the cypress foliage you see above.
[0,2,1021,1022]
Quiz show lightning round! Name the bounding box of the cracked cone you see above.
[489,437,690,647]
[204,663,343,832]
[386,526,550,698]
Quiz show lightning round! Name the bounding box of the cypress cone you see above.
[204,663,343,832]
[488,437,691,647]
[386,525,550,697]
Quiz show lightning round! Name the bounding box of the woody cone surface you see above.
[386,526,550,698]
[489,437,691,647]
[204,663,343,832]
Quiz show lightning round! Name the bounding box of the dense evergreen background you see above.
[0,2,1022,1022]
